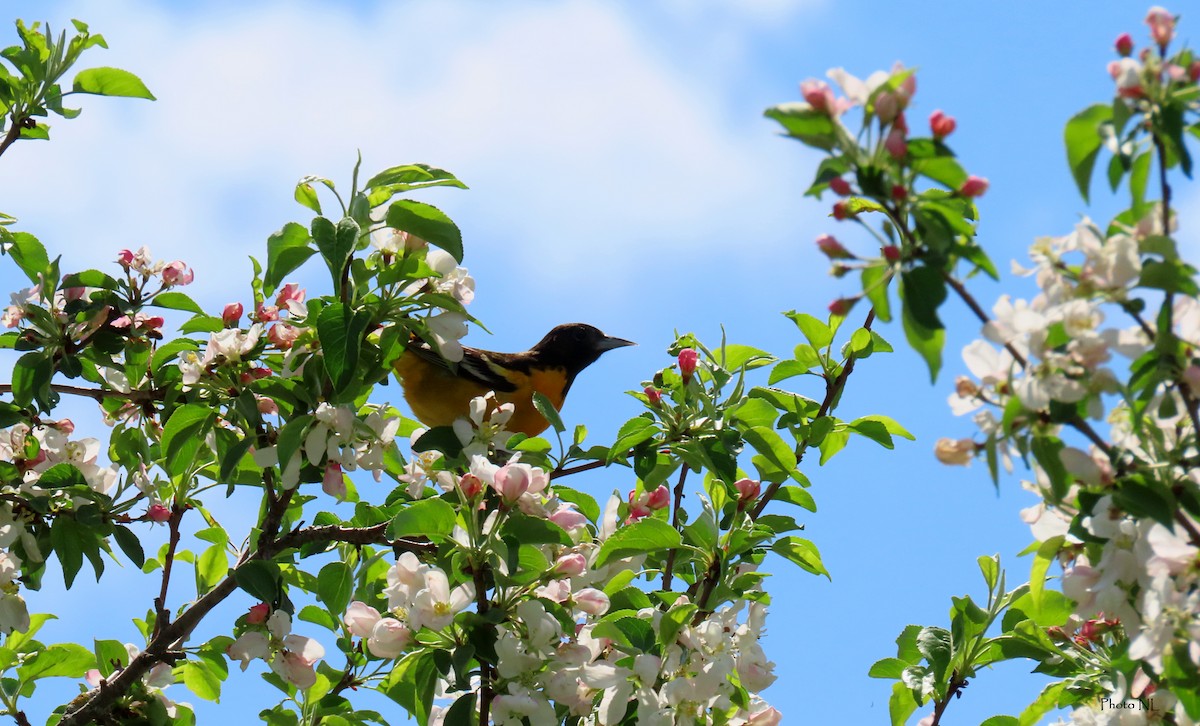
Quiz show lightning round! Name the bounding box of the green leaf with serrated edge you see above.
[531,391,565,434]
[294,182,321,214]
[889,681,918,726]
[980,717,1018,726]
[317,562,353,615]
[785,311,832,348]
[773,485,816,512]
[60,269,119,290]
[318,303,370,393]
[742,426,796,473]
[264,222,314,296]
[160,404,216,478]
[233,560,282,603]
[768,359,809,385]
[387,498,455,541]
[1018,682,1065,726]
[771,536,829,579]
[917,626,952,682]
[181,660,221,701]
[1064,103,1112,202]
[868,657,910,679]
[385,200,463,263]
[298,605,338,632]
[18,643,94,680]
[72,67,155,99]
[607,416,659,462]
[51,516,84,588]
[594,518,681,568]
[150,291,204,314]
[5,232,48,284]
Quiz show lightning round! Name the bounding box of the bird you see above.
[393,323,635,437]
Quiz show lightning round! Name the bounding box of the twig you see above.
[660,465,689,592]
[57,519,432,725]
[928,674,968,726]
[472,563,494,726]
[151,505,185,640]
[0,383,165,403]
[549,459,607,480]
[0,116,25,160]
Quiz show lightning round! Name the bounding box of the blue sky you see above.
[1,1,1191,723]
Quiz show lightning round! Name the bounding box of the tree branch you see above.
[0,383,165,404]
[57,520,433,725]
[660,465,689,592]
[151,505,185,640]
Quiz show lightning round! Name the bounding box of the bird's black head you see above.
[531,323,635,377]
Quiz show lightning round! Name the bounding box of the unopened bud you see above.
[934,437,976,466]
[816,234,854,260]
[733,478,761,504]
[1115,32,1134,56]
[678,348,699,383]
[246,603,270,625]
[832,200,852,221]
[828,177,852,196]
[644,386,663,406]
[223,302,244,326]
[458,473,484,499]
[954,376,979,398]
[552,553,587,578]
[960,175,989,198]
[645,485,670,510]
[146,503,171,523]
[891,184,908,202]
[882,246,901,263]
[929,109,956,139]
[828,297,856,317]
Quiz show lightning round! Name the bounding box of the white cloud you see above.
[0,0,822,315]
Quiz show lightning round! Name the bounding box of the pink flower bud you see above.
[929,110,956,139]
[832,200,852,220]
[493,463,532,503]
[828,297,855,317]
[882,245,901,263]
[816,234,853,260]
[678,348,699,383]
[458,473,484,499]
[573,588,610,616]
[63,287,86,302]
[645,484,670,510]
[367,618,412,659]
[54,418,75,435]
[884,127,907,160]
[256,395,279,416]
[644,386,663,406]
[160,261,194,287]
[247,603,271,625]
[322,462,346,500]
[117,249,136,269]
[828,177,852,196]
[960,175,990,198]
[734,477,761,503]
[1115,32,1134,56]
[891,185,908,201]
[1145,7,1175,47]
[1190,60,1200,83]
[552,553,587,578]
[223,303,244,326]
[874,91,900,123]
[146,503,171,523]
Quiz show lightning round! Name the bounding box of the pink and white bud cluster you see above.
[116,246,193,287]
[343,601,414,659]
[382,552,475,633]
[225,609,325,689]
[627,484,670,521]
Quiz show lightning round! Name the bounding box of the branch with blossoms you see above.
[773,6,1200,725]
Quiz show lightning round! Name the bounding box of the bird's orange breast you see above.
[393,352,568,437]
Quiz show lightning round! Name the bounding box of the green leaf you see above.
[900,266,946,331]
[862,265,892,323]
[233,560,282,603]
[553,486,600,522]
[773,484,817,512]
[501,513,572,546]
[607,416,659,462]
[764,102,837,150]
[17,643,94,681]
[264,222,315,296]
[72,67,155,99]
[50,516,85,588]
[785,311,833,349]
[888,681,918,726]
[294,183,321,214]
[531,391,565,434]
[900,291,944,382]
[1064,103,1112,202]
[317,562,354,615]
[387,498,456,541]
[980,717,1018,726]
[94,639,130,677]
[317,303,371,394]
[151,291,204,314]
[742,426,797,474]
[5,232,49,284]
[112,525,145,567]
[181,660,222,702]
[771,536,830,579]
[160,404,216,479]
[60,269,119,290]
[385,200,463,263]
[312,216,360,290]
[868,657,910,679]
[1140,259,1200,296]
[594,518,682,568]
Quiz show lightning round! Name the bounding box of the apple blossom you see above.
[222,302,243,325]
[160,260,194,287]
[1145,6,1175,46]
[828,176,852,196]
[929,109,956,138]
[573,588,610,616]
[367,618,412,659]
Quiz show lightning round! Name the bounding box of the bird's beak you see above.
[597,335,636,351]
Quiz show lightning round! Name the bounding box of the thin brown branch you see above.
[929,674,968,726]
[941,273,1028,369]
[0,116,24,160]
[1175,511,1200,548]
[0,383,165,404]
[58,518,432,725]
[472,562,494,726]
[10,709,32,726]
[660,465,689,592]
[549,459,608,480]
[751,307,877,520]
[151,505,186,640]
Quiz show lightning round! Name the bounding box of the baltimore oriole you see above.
[393,323,634,436]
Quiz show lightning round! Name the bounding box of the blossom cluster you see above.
[227,607,326,689]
